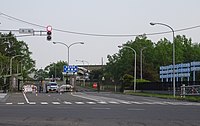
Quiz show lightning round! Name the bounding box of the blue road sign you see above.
[63,65,78,73]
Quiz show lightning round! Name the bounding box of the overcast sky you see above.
[1,0,200,69]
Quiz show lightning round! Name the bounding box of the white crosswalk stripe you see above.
[109,101,119,104]
[6,103,13,105]
[52,102,60,105]
[29,102,36,105]
[63,101,72,104]
[18,102,25,105]
[75,102,84,105]
[140,102,155,105]
[120,101,131,104]
[41,102,48,105]
[131,101,143,104]
[98,101,108,104]
[86,102,96,104]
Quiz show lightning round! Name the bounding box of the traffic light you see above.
[46,25,52,41]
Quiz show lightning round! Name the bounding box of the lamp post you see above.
[118,45,137,92]
[10,55,23,92]
[10,55,23,75]
[140,47,147,80]
[54,63,56,80]
[150,22,176,97]
[50,62,57,81]
[53,42,84,65]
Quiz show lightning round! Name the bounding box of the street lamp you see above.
[118,45,137,92]
[150,22,176,97]
[10,55,23,75]
[17,60,23,74]
[50,62,56,80]
[140,47,147,80]
[53,42,84,65]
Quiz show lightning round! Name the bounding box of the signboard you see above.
[19,29,34,34]
[160,63,190,81]
[63,65,78,75]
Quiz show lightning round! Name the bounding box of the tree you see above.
[44,61,67,80]
[104,35,200,82]
[105,36,156,82]
[34,68,48,81]
[0,32,35,78]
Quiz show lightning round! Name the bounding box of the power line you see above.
[1,12,200,37]
[0,12,45,28]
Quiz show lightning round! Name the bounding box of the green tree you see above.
[44,61,67,80]
[0,32,35,78]
[104,35,200,82]
[105,36,156,81]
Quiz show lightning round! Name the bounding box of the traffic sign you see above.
[63,65,78,75]
[19,29,34,34]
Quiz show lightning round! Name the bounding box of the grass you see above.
[125,91,200,102]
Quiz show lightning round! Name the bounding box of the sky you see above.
[1,0,200,69]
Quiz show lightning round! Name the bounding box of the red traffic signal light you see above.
[46,26,52,31]
[46,26,52,41]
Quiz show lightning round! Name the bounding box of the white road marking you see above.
[23,92,29,104]
[71,93,99,102]
[141,102,155,105]
[63,101,72,104]
[29,102,36,105]
[75,102,84,105]
[153,102,167,105]
[109,101,119,104]
[41,102,48,105]
[18,102,25,105]
[131,101,143,104]
[86,102,96,104]
[120,101,132,104]
[98,101,107,104]
[6,103,13,105]
[52,102,60,105]
[92,107,111,110]
[183,102,200,106]
[143,99,156,102]
[127,108,145,111]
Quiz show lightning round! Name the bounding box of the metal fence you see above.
[84,80,200,94]
[180,85,200,96]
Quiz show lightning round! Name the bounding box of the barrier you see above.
[181,85,200,97]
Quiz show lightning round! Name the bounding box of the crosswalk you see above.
[3,101,200,106]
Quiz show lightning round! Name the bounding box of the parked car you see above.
[59,84,74,92]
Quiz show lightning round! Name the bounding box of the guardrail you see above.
[181,84,200,97]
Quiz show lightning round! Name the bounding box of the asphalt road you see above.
[0,89,200,126]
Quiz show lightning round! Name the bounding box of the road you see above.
[0,89,200,126]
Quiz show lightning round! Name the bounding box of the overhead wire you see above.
[0,12,200,37]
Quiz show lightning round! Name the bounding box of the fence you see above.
[180,85,200,96]
[82,80,200,94]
